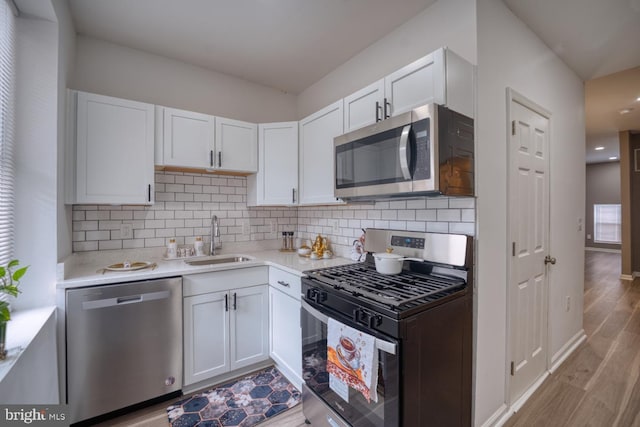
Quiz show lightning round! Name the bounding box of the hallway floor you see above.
[506,251,640,426]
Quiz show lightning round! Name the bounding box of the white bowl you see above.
[298,247,311,256]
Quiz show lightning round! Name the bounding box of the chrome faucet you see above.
[210,215,220,255]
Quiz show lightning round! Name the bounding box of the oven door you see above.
[301,299,400,427]
[334,111,415,199]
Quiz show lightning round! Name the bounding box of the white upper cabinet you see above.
[343,80,385,133]
[215,117,258,173]
[72,91,154,205]
[247,122,298,206]
[160,107,215,169]
[156,108,258,173]
[385,49,446,117]
[299,100,344,206]
[385,47,474,119]
[341,47,475,135]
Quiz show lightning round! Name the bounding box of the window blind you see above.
[0,0,16,268]
[594,204,621,244]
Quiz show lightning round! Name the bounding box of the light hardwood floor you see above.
[506,250,640,427]
[96,251,629,427]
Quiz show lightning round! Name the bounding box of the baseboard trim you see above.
[585,247,621,253]
[479,403,508,427]
[550,329,586,373]
[490,331,585,427]
[492,372,550,426]
[621,274,634,281]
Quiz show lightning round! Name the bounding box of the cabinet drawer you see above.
[269,267,302,300]
[184,266,268,297]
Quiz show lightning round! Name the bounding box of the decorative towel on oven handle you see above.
[327,317,378,403]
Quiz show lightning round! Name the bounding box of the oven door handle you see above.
[398,124,412,180]
[301,299,397,355]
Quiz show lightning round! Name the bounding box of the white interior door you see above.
[508,90,551,404]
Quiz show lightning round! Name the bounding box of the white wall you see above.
[296,0,477,118]
[73,36,297,123]
[475,0,585,424]
[14,15,59,310]
[53,0,75,261]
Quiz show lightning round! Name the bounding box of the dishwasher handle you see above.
[82,290,171,310]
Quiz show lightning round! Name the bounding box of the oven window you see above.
[302,305,397,426]
[336,125,413,189]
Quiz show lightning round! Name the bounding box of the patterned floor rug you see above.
[167,366,301,427]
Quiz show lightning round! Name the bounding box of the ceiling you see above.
[67,0,640,164]
[504,0,640,164]
[68,0,437,94]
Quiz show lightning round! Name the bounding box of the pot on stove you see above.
[372,252,423,275]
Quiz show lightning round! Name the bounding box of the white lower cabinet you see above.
[183,268,269,386]
[184,290,230,383]
[268,268,303,389]
[230,285,270,370]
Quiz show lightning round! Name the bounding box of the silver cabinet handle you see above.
[398,124,412,180]
[375,101,382,122]
[218,151,222,168]
[210,150,214,167]
[277,280,290,288]
[292,188,296,204]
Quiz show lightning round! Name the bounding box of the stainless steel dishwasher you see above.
[66,277,182,424]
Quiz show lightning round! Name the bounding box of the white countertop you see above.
[58,247,357,289]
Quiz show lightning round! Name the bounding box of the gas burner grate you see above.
[307,263,465,307]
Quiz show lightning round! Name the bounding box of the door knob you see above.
[544,255,556,265]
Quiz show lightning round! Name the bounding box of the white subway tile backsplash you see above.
[175,175,194,185]
[85,230,110,241]
[449,197,476,209]
[426,198,449,209]
[437,209,461,222]
[111,211,133,220]
[99,240,122,250]
[72,172,474,253]
[86,211,110,221]
[449,222,475,235]
[426,222,449,233]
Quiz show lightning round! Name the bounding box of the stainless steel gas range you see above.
[300,228,473,427]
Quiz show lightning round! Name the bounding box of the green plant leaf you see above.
[0,267,5,279]
[0,303,10,322]
[1,285,19,297]
[7,260,19,269]
[12,266,28,282]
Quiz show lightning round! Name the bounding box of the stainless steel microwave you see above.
[334,103,474,199]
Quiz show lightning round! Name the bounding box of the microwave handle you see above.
[301,299,397,355]
[399,124,412,180]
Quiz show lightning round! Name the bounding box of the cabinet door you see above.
[183,291,230,385]
[162,107,215,168]
[76,92,154,204]
[343,79,385,133]
[248,122,298,206]
[215,117,258,173]
[230,285,269,370]
[299,100,344,205]
[384,48,446,117]
[269,287,303,390]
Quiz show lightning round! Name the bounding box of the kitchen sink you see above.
[184,255,254,266]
